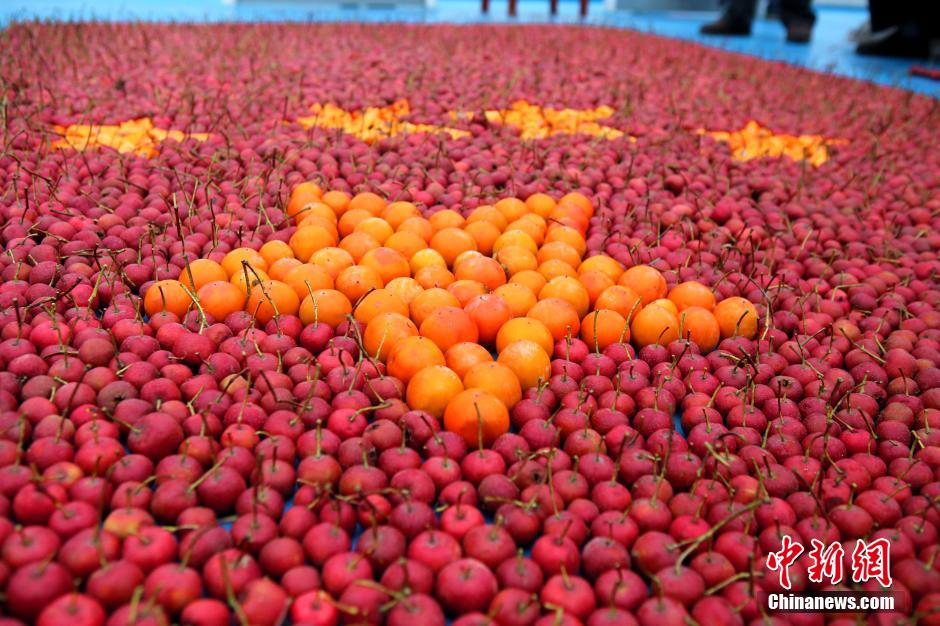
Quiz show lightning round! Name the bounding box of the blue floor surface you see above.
[1,1,936,96]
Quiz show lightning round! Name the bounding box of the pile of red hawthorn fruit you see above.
[0,20,939,626]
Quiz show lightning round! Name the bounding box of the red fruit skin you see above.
[355,525,407,572]
[87,560,145,609]
[594,568,647,611]
[5,21,940,626]
[581,536,631,581]
[259,536,305,577]
[144,563,203,615]
[489,588,541,626]
[587,606,639,626]
[292,590,339,626]
[691,596,744,626]
[202,549,262,599]
[338,582,387,625]
[462,524,516,569]
[2,525,61,569]
[180,599,231,626]
[540,573,596,620]
[36,594,106,626]
[496,555,545,593]
[321,551,374,597]
[435,558,499,614]
[407,530,463,573]
[637,596,690,626]
[281,565,322,597]
[105,603,170,626]
[303,522,352,566]
[5,560,72,619]
[381,558,435,594]
[533,612,584,626]
[124,526,178,572]
[631,530,679,574]
[531,534,580,576]
[916,593,940,626]
[239,578,289,626]
[386,593,446,626]
[653,566,706,607]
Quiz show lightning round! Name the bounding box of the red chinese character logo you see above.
[851,538,892,587]
[766,535,804,590]
[807,539,845,584]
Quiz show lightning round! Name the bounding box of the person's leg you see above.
[857,0,936,57]
[700,0,756,35]
[780,0,814,42]
[867,0,892,32]
[780,0,814,26]
[766,0,782,20]
[725,0,757,24]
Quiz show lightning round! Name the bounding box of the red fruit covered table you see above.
[0,22,938,626]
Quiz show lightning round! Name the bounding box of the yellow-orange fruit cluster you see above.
[475,101,629,140]
[144,183,760,447]
[51,118,209,157]
[699,121,845,166]
[296,100,469,144]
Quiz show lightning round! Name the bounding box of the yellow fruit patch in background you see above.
[699,121,846,166]
[51,118,209,157]
[477,101,630,140]
[297,100,470,143]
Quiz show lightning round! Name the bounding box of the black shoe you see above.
[786,22,813,44]
[700,15,751,36]
[856,27,929,58]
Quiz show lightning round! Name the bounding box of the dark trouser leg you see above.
[867,0,893,32]
[857,0,938,56]
[701,0,755,35]
[725,0,757,25]
[780,0,815,26]
[868,0,938,37]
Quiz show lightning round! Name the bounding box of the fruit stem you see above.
[704,571,749,595]
[673,497,767,573]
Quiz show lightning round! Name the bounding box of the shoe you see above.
[856,27,929,58]
[700,15,751,36]
[786,22,813,44]
[849,20,872,43]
